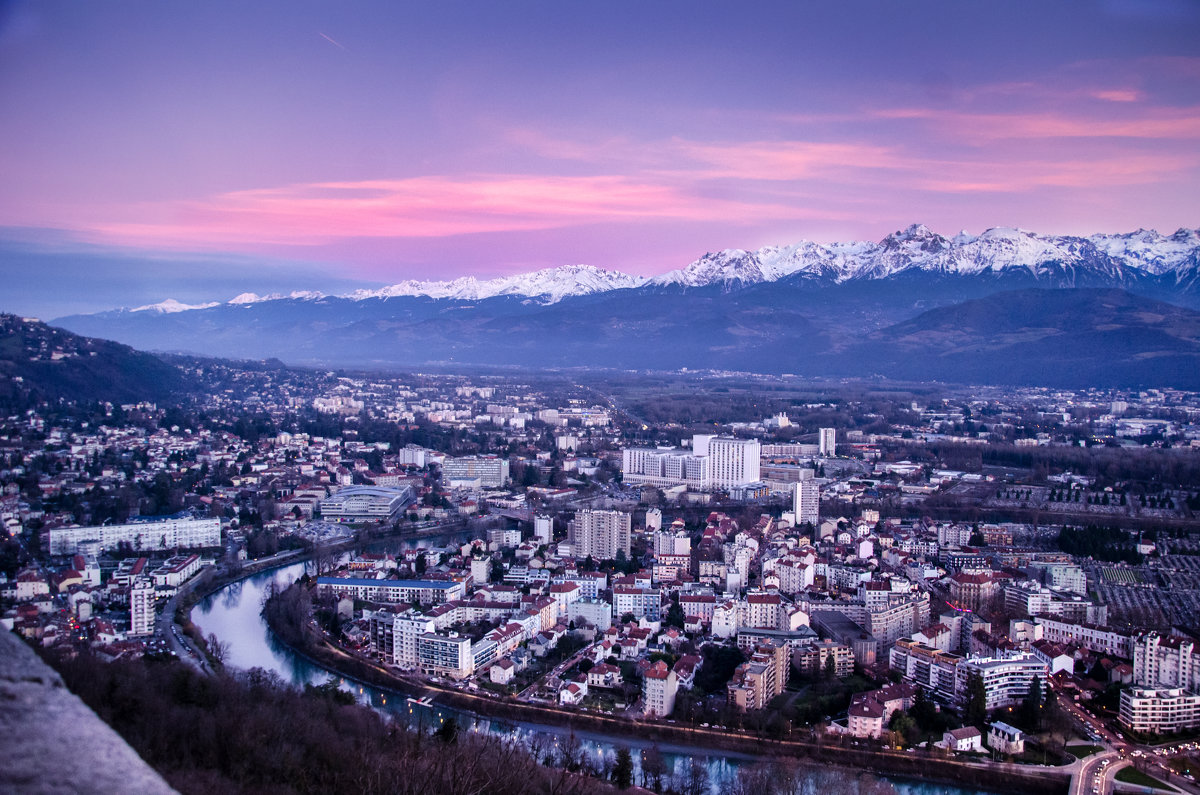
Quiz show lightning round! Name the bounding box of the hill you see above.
[0,314,190,408]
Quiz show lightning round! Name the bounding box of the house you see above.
[587,662,623,689]
[490,659,516,685]
[942,726,983,753]
[559,679,587,705]
[988,722,1025,755]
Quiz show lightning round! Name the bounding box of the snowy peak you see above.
[131,298,220,314]
[352,263,646,303]
[119,225,1200,314]
[227,291,325,305]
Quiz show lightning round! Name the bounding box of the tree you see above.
[823,653,836,681]
[612,747,633,789]
[964,671,988,729]
[641,745,666,791]
[434,716,460,744]
[665,592,686,629]
[1019,675,1043,730]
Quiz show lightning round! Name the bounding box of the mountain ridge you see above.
[97,224,1200,314]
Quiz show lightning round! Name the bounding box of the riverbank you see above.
[261,587,1069,795]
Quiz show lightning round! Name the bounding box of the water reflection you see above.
[194,551,1000,795]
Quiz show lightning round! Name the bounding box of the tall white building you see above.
[819,428,836,457]
[708,437,760,490]
[793,479,820,527]
[129,577,156,637]
[643,660,679,717]
[533,514,554,545]
[570,509,632,560]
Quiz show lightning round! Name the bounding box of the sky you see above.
[1,0,1198,317]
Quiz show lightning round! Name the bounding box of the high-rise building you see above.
[533,514,554,545]
[708,437,760,489]
[129,577,156,637]
[793,479,819,527]
[819,427,836,457]
[570,509,632,560]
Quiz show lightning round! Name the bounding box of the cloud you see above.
[79,174,810,250]
[874,106,1200,141]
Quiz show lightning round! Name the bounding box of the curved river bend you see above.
[193,558,1001,795]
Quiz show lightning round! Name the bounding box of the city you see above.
[5,357,1200,792]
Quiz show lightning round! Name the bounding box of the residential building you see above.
[316,577,466,605]
[819,427,836,457]
[570,509,632,561]
[643,660,679,717]
[442,455,510,488]
[48,516,221,555]
[417,633,474,679]
[793,479,819,528]
[129,577,156,637]
[1120,688,1200,734]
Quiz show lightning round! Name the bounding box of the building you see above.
[417,633,474,679]
[643,660,679,717]
[621,435,759,492]
[316,577,466,605]
[129,577,156,637]
[942,726,982,752]
[1120,688,1200,734]
[727,641,788,711]
[707,437,761,490]
[846,697,885,738]
[621,446,710,491]
[533,514,554,545]
[1034,617,1133,659]
[442,455,510,488]
[948,572,998,613]
[319,486,412,523]
[613,585,661,621]
[570,509,631,561]
[819,428,836,457]
[792,479,819,528]
[1133,633,1200,691]
[988,722,1025,755]
[889,640,962,700]
[793,639,854,678]
[956,654,1047,711]
[149,554,204,590]
[48,516,221,555]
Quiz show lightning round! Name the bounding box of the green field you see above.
[1116,766,1172,790]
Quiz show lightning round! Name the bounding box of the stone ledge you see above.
[0,631,176,795]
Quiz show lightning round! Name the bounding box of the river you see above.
[192,555,1004,795]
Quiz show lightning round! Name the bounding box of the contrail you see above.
[319,32,346,50]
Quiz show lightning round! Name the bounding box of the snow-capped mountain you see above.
[131,298,221,313]
[119,225,1200,313]
[650,224,1200,288]
[50,223,1200,386]
[345,264,645,304]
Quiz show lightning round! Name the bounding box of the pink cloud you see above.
[78,174,818,251]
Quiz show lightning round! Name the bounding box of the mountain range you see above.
[48,224,1200,388]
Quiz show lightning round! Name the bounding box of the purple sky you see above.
[1,0,1198,313]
